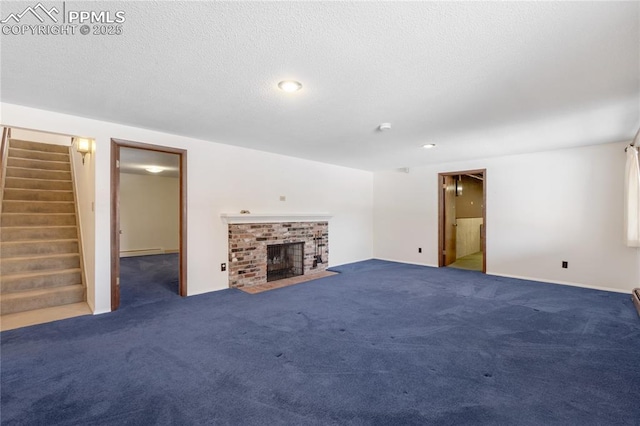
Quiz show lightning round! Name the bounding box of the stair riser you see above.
[7,157,70,172]
[1,241,79,258]
[5,167,71,181]
[0,286,84,315]
[3,177,73,191]
[1,255,80,275]
[1,270,82,293]
[2,201,76,214]
[2,189,74,202]
[1,227,78,241]
[8,148,69,162]
[9,140,70,154]
[1,214,76,227]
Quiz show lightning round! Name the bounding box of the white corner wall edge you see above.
[221,213,332,224]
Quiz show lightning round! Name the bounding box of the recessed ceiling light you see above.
[422,144,436,149]
[278,80,303,92]
[145,166,164,173]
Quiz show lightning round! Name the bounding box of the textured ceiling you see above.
[1,1,638,171]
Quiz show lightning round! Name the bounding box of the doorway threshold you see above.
[448,252,483,271]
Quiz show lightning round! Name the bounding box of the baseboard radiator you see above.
[120,248,164,258]
[632,288,640,318]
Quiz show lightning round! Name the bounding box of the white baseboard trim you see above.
[484,272,630,294]
[373,257,439,268]
[120,248,179,258]
[372,258,631,294]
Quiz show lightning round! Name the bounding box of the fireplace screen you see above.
[267,242,304,282]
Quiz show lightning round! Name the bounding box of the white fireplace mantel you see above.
[220,213,332,224]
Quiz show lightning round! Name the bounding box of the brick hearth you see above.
[228,222,328,289]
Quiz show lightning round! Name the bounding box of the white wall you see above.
[456,218,483,258]
[119,173,179,255]
[10,128,71,146]
[1,103,374,313]
[374,142,640,293]
[69,137,96,312]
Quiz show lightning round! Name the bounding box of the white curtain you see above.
[625,129,640,247]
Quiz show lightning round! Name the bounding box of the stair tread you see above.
[7,156,70,165]
[0,284,83,301]
[0,268,82,280]
[1,227,78,237]
[1,227,79,241]
[4,179,71,184]
[9,139,69,153]
[7,166,70,173]
[2,212,76,215]
[6,166,71,175]
[1,238,78,245]
[10,146,68,152]
[4,188,73,193]
[1,225,77,229]
[6,165,70,171]
[4,176,72,182]
[3,200,74,204]
[9,147,69,155]
[2,266,81,279]
[1,252,80,262]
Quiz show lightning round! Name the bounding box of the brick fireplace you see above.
[223,214,330,289]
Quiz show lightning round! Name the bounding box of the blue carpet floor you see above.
[119,254,180,309]
[1,260,639,425]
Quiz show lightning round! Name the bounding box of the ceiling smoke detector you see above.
[378,123,392,131]
[422,143,436,149]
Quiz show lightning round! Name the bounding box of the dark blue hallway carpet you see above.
[2,260,639,425]
[119,254,180,309]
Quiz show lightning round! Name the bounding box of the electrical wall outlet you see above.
[562,261,568,269]
[221,263,227,272]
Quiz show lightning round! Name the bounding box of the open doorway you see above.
[111,139,187,311]
[438,169,486,273]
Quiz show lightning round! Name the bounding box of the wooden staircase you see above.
[1,139,85,315]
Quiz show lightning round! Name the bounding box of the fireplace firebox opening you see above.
[267,242,304,282]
